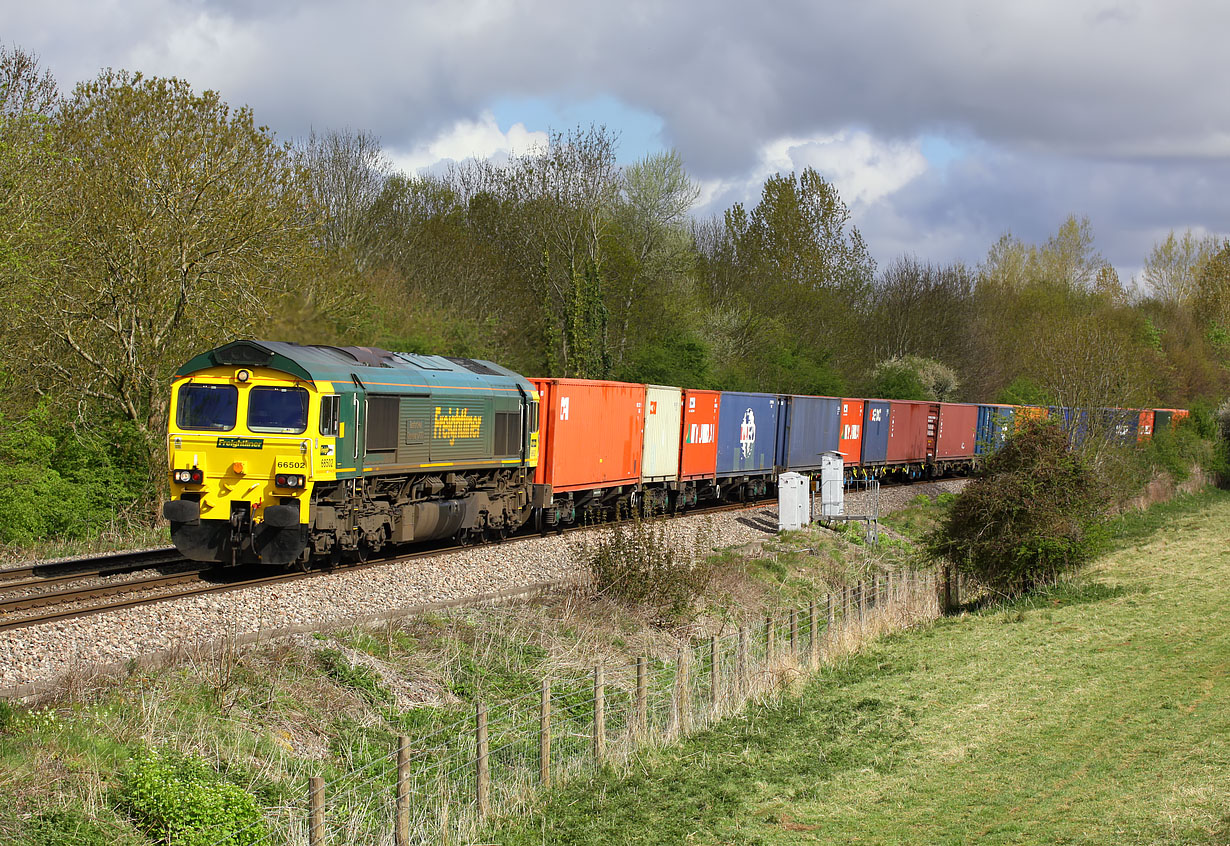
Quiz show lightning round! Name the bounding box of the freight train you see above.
[162,339,1189,567]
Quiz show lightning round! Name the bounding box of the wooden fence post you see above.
[395,737,410,846]
[738,626,749,695]
[593,666,605,763]
[790,609,799,659]
[308,777,325,846]
[540,679,551,787]
[476,702,489,820]
[636,656,647,736]
[710,636,719,708]
[675,649,692,734]
[843,586,851,623]
[809,603,819,669]
[871,574,880,610]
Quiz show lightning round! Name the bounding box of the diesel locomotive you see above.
[162,340,548,566]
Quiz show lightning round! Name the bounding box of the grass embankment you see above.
[0,502,930,844]
[485,489,1230,845]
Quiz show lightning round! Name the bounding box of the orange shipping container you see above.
[1014,405,1049,427]
[1137,409,1155,441]
[839,399,864,464]
[530,378,645,493]
[680,389,720,481]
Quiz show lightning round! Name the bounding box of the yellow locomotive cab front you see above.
[164,365,336,565]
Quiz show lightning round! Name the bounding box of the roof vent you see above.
[444,356,501,376]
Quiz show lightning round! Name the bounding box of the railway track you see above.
[0,547,186,583]
[0,500,773,634]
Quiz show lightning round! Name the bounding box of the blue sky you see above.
[6,0,1229,283]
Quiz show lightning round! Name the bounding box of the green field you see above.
[486,491,1230,845]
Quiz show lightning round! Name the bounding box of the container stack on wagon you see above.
[530,377,646,524]
[679,388,721,506]
[975,404,1015,455]
[778,395,842,471]
[838,399,865,466]
[935,403,979,469]
[714,392,782,498]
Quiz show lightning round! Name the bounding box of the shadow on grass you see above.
[957,580,1135,616]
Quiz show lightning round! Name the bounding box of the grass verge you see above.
[483,489,1230,845]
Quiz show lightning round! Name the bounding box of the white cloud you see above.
[696,130,929,215]
[386,111,549,175]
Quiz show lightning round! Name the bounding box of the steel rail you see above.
[0,547,185,583]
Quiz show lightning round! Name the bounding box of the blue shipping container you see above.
[860,400,891,464]
[1050,407,1092,447]
[778,396,842,471]
[1100,408,1139,445]
[715,392,782,477]
[975,405,1014,455]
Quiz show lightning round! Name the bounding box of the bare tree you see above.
[1143,229,1220,305]
[298,127,391,270]
[0,43,58,117]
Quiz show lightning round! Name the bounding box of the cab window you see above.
[319,395,340,437]
[177,384,238,431]
[248,387,309,434]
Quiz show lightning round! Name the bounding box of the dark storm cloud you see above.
[6,0,1229,273]
[855,147,1230,276]
[13,1,1229,171]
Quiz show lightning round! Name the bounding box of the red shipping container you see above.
[1137,409,1155,441]
[839,399,864,464]
[531,378,645,493]
[886,401,933,463]
[680,389,720,481]
[936,403,978,459]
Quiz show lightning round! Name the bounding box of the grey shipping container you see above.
[778,395,842,471]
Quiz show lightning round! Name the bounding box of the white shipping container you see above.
[641,385,683,482]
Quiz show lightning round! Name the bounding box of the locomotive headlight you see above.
[236,369,251,383]
[275,473,305,489]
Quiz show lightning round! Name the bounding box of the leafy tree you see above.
[1143,229,1219,305]
[1193,240,1230,334]
[869,355,959,401]
[7,71,320,454]
[927,419,1109,595]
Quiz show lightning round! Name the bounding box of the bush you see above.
[116,748,266,846]
[0,406,152,544]
[927,419,1109,595]
[589,517,715,624]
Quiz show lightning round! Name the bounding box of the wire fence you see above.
[208,569,941,846]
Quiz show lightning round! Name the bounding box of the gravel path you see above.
[0,480,969,694]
